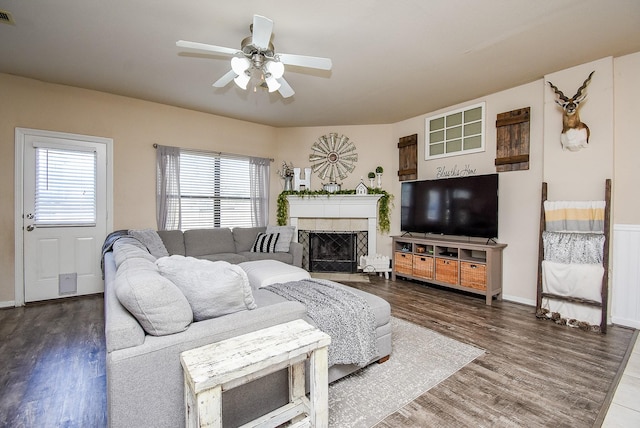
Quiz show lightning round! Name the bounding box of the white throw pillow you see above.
[156,255,257,321]
[115,268,193,336]
[265,225,295,252]
[113,241,157,269]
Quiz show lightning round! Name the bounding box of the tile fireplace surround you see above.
[286,194,382,257]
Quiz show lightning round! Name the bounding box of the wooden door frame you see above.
[14,128,114,307]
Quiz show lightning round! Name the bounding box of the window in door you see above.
[34,147,97,227]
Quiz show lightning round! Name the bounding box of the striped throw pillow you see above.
[251,232,280,253]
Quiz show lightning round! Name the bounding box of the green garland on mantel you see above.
[277,188,393,234]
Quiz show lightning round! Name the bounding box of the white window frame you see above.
[425,102,486,160]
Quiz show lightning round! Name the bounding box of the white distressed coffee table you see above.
[180,319,331,428]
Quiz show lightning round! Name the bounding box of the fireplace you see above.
[309,232,356,273]
[299,230,368,272]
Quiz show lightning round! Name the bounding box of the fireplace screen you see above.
[309,232,357,273]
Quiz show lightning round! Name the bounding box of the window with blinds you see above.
[34,147,97,226]
[179,150,252,229]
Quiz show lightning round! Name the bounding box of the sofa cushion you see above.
[238,251,293,265]
[239,260,310,289]
[115,267,193,336]
[233,226,266,252]
[251,232,279,253]
[198,253,248,264]
[115,257,158,279]
[157,230,186,256]
[266,225,296,252]
[184,228,236,257]
[113,240,156,269]
[156,256,257,321]
[129,229,170,258]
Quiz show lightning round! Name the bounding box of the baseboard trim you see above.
[502,294,535,307]
[612,316,640,329]
[0,300,17,309]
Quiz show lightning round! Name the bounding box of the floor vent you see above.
[0,9,15,25]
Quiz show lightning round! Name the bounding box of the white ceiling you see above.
[1,0,639,128]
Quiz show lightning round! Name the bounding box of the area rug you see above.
[310,272,370,283]
[328,317,484,427]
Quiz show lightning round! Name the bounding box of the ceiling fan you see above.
[176,15,332,98]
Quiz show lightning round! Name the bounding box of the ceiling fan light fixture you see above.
[177,14,332,99]
[265,75,281,92]
[265,60,285,79]
[233,71,251,89]
[231,56,251,75]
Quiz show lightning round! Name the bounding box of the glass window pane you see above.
[464,121,482,136]
[464,135,482,150]
[430,117,445,131]
[430,143,445,156]
[175,150,255,230]
[35,148,96,226]
[446,139,462,153]
[464,107,482,122]
[425,103,484,160]
[446,112,462,127]
[430,130,444,143]
[219,199,251,228]
[446,126,462,140]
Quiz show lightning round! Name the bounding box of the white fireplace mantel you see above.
[286,194,382,256]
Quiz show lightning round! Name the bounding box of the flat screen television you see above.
[401,174,498,239]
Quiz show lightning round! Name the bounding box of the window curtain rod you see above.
[152,143,274,162]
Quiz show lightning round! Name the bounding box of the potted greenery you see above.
[375,166,383,187]
[367,171,375,187]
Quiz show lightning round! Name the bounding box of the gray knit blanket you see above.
[265,279,378,367]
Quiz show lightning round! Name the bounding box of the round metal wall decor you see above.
[308,133,358,182]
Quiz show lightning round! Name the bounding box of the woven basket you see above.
[413,255,434,279]
[435,259,458,284]
[394,252,413,275]
[460,261,487,290]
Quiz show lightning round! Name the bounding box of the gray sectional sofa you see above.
[104,228,392,428]
[157,226,303,267]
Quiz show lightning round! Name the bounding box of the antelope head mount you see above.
[548,71,594,151]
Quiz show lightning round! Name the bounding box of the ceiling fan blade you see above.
[278,53,332,70]
[212,69,237,88]
[176,40,238,56]
[277,77,295,98]
[251,15,274,50]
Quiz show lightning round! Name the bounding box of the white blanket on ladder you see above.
[541,260,604,325]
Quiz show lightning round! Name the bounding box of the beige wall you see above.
[2,52,639,306]
[543,57,614,200]
[271,125,394,251]
[613,51,640,225]
[0,73,277,303]
[390,82,544,304]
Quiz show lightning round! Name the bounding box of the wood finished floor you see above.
[0,276,634,427]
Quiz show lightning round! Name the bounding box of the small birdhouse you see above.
[355,181,368,195]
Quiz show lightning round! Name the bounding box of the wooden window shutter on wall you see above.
[398,134,417,181]
[495,107,530,172]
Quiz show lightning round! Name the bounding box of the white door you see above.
[17,129,112,303]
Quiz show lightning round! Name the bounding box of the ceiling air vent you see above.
[0,9,15,25]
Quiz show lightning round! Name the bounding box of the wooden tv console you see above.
[392,235,507,305]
